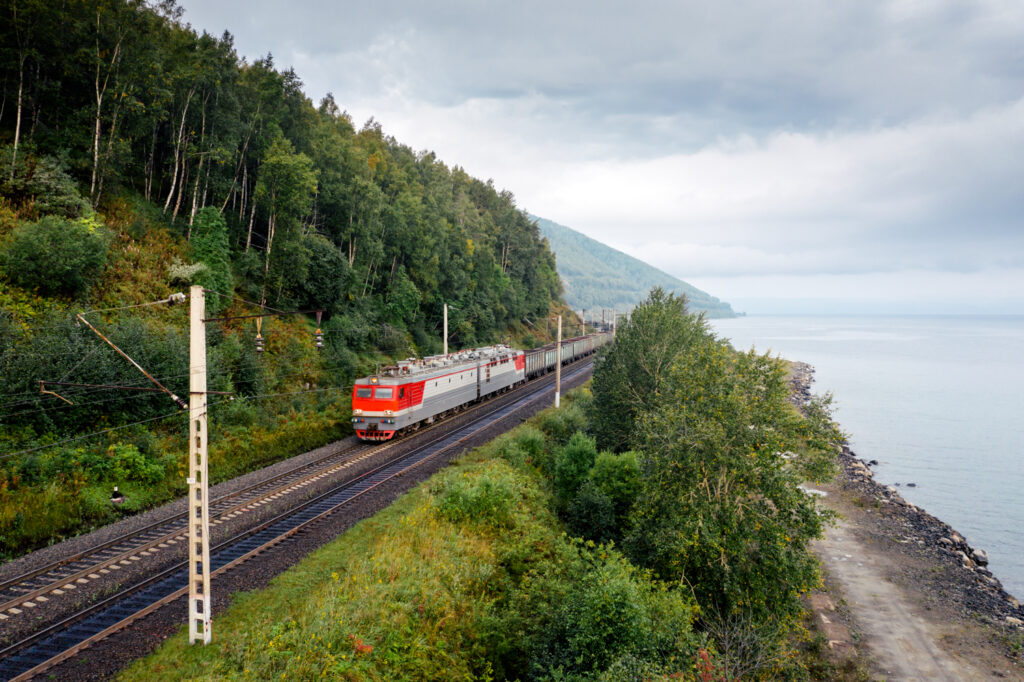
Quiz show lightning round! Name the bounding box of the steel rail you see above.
[0,360,593,681]
[0,347,596,607]
[0,441,365,603]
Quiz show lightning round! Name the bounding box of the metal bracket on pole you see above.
[188,285,212,644]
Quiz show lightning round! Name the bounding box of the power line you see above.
[201,288,290,316]
[0,410,186,461]
[0,369,337,419]
[1,384,353,462]
[77,293,187,317]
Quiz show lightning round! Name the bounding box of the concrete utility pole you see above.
[443,303,448,355]
[555,315,562,409]
[613,309,617,338]
[188,285,211,644]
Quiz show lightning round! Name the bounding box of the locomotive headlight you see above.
[353,409,363,415]
[385,410,393,416]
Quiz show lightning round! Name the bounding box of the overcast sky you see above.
[178,0,1023,314]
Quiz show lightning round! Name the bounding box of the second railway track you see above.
[0,358,594,681]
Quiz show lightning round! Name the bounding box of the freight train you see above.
[351,332,611,441]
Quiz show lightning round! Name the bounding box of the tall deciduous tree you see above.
[589,287,705,452]
[254,133,316,274]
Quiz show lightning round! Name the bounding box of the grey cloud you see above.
[183,1,1024,143]
[177,0,1024,311]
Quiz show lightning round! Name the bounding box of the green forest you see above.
[0,0,564,557]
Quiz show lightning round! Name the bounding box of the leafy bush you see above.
[535,400,589,447]
[0,215,110,296]
[589,450,641,521]
[512,425,546,462]
[553,431,598,507]
[565,480,617,543]
[375,322,410,355]
[106,443,165,484]
[0,145,89,219]
[435,471,517,528]
[291,234,349,312]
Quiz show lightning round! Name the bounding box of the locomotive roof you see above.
[354,344,521,384]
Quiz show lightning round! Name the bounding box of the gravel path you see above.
[815,514,988,680]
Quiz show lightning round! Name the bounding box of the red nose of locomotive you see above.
[351,380,400,441]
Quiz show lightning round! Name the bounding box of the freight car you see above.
[351,332,611,441]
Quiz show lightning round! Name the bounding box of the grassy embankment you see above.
[123,391,705,681]
[125,385,849,681]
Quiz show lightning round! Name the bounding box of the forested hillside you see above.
[532,215,735,318]
[0,0,562,557]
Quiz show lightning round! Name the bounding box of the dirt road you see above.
[811,485,1023,681]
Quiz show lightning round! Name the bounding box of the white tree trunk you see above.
[163,88,195,212]
[9,56,24,181]
[90,16,123,205]
[245,194,257,251]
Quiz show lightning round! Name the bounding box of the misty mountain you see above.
[531,215,735,319]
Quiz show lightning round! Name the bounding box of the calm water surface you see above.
[711,315,1024,598]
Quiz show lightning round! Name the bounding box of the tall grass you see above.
[122,400,702,681]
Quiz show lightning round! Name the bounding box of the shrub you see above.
[189,207,232,313]
[553,431,598,508]
[375,323,410,355]
[291,234,349,312]
[529,551,699,679]
[589,450,642,521]
[512,425,546,462]
[566,480,617,543]
[535,401,589,447]
[435,472,517,528]
[107,443,165,484]
[0,145,89,219]
[0,215,110,296]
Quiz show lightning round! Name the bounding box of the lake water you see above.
[711,315,1024,599]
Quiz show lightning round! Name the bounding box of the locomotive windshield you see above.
[375,387,394,399]
[355,387,372,398]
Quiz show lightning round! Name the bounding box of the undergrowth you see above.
[121,394,707,681]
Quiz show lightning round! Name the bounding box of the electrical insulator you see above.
[314,329,323,349]
[255,333,264,353]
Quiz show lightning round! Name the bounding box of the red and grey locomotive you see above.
[350,333,612,441]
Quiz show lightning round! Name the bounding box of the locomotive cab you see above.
[351,379,404,440]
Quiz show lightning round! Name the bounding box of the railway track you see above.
[0,359,593,681]
[0,441,372,618]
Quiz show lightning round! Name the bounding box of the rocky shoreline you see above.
[790,362,1024,633]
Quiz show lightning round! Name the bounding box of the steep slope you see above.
[531,215,735,318]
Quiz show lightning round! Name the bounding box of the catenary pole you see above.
[555,315,562,408]
[443,303,448,355]
[188,285,212,644]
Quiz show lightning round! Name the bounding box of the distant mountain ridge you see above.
[531,215,735,319]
